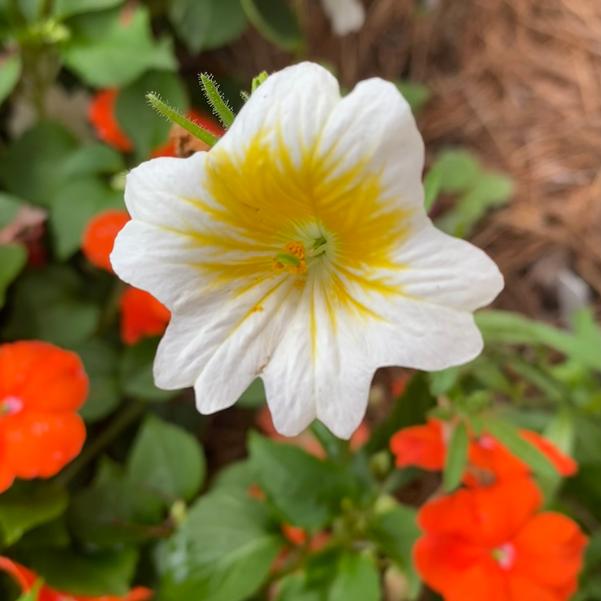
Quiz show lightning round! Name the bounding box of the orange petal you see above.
[0,341,88,412]
[88,89,133,152]
[519,430,578,477]
[512,512,587,591]
[3,411,85,479]
[418,478,542,546]
[390,419,446,470]
[82,210,130,272]
[119,287,170,345]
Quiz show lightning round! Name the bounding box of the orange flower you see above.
[120,287,170,346]
[390,420,577,485]
[88,89,133,152]
[390,419,447,471]
[0,341,87,492]
[0,556,152,600]
[82,210,130,272]
[414,478,587,601]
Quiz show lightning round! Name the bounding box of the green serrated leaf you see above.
[27,547,138,596]
[0,482,68,546]
[157,489,282,601]
[62,6,176,87]
[241,0,302,51]
[248,432,357,529]
[127,415,205,503]
[49,177,124,259]
[0,121,77,207]
[168,0,247,53]
[443,422,469,491]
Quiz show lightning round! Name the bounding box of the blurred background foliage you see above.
[0,0,600,600]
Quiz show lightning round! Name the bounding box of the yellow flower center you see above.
[273,241,308,275]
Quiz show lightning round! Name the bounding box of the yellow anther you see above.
[272,241,307,275]
[284,241,305,260]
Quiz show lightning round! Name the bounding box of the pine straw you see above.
[204,0,601,318]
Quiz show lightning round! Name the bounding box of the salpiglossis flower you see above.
[111,62,503,438]
[0,341,87,492]
[415,478,587,601]
[0,556,152,601]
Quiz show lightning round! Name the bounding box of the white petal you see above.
[216,62,340,168]
[155,277,300,410]
[122,152,210,229]
[321,0,365,35]
[395,218,504,311]
[317,77,425,209]
[111,221,204,310]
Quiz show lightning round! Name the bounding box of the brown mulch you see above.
[205,0,601,320]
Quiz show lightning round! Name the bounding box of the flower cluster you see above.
[391,419,587,600]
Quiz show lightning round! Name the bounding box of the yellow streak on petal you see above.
[190,129,411,323]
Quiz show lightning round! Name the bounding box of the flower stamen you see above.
[492,542,516,570]
[0,396,24,417]
[273,241,307,275]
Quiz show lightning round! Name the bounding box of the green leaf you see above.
[157,489,282,601]
[128,416,205,503]
[54,0,123,19]
[395,81,431,114]
[367,499,421,599]
[437,172,513,237]
[62,6,176,87]
[428,149,480,194]
[0,482,68,546]
[59,143,124,179]
[76,338,121,422]
[423,165,441,212]
[120,337,179,402]
[116,70,188,161]
[0,53,21,105]
[477,310,601,371]
[443,422,469,491]
[168,0,247,53]
[0,192,23,228]
[69,458,165,547]
[2,266,100,347]
[0,121,77,207]
[486,418,557,480]
[248,432,357,529]
[27,547,138,596]
[241,0,302,51]
[367,373,435,452]
[49,177,124,259]
[237,378,266,408]
[0,243,26,307]
[329,553,380,601]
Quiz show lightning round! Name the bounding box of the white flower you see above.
[111,62,503,439]
[321,0,365,36]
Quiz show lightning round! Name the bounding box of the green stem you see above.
[146,93,219,147]
[59,400,145,485]
[199,73,235,128]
